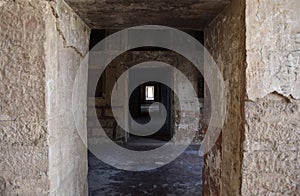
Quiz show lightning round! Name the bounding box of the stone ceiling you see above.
[65,0,230,29]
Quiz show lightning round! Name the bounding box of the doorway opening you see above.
[41,0,246,195]
[87,29,206,195]
[128,67,173,144]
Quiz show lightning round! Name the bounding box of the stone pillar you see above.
[0,0,90,195]
[45,0,90,195]
[242,0,300,194]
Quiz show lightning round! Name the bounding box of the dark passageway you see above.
[87,29,205,195]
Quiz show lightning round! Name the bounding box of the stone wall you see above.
[0,1,49,195]
[88,50,205,144]
[0,0,90,195]
[45,0,90,195]
[246,0,300,100]
[242,95,300,194]
[204,0,246,195]
[242,0,300,194]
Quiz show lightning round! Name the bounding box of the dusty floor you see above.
[88,139,203,196]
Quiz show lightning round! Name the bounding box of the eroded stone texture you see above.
[0,0,49,194]
[242,94,300,195]
[246,0,300,100]
[0,176,5,195]
[204,0,246,195]
[44,0,90,195]
[1,0,90,195]
[243,0,300,194]
[242,0,300,195]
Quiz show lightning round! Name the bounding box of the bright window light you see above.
[145,86,154,100]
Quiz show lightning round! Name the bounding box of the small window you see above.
[145,86,155,101]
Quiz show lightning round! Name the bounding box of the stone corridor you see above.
[1,0,300,195]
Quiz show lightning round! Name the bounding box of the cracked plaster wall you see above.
[45,0,90,195]
[242,0,300,194]
[246,0,300,100]
[204,0,300,195]
[0,0,90,195]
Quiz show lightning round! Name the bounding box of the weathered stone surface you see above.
[44,0,90,195]
[0,0,49,194]
[65,0,230,29]
[243,0,300,195]
[1,0,90,195]
[204,0,246,195]
[0,176,5,196]
[242,94,300,195]
[246,0,300,100]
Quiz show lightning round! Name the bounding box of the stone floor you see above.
[88,140,203,196]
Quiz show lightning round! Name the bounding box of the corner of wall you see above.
[44,0,90,195]
[203,0,246,195]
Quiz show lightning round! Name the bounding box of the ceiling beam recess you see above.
[65,0,231,30]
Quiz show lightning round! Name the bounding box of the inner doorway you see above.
[129,67,173,142]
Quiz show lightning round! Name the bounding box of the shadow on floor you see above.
[88,140,203,196]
